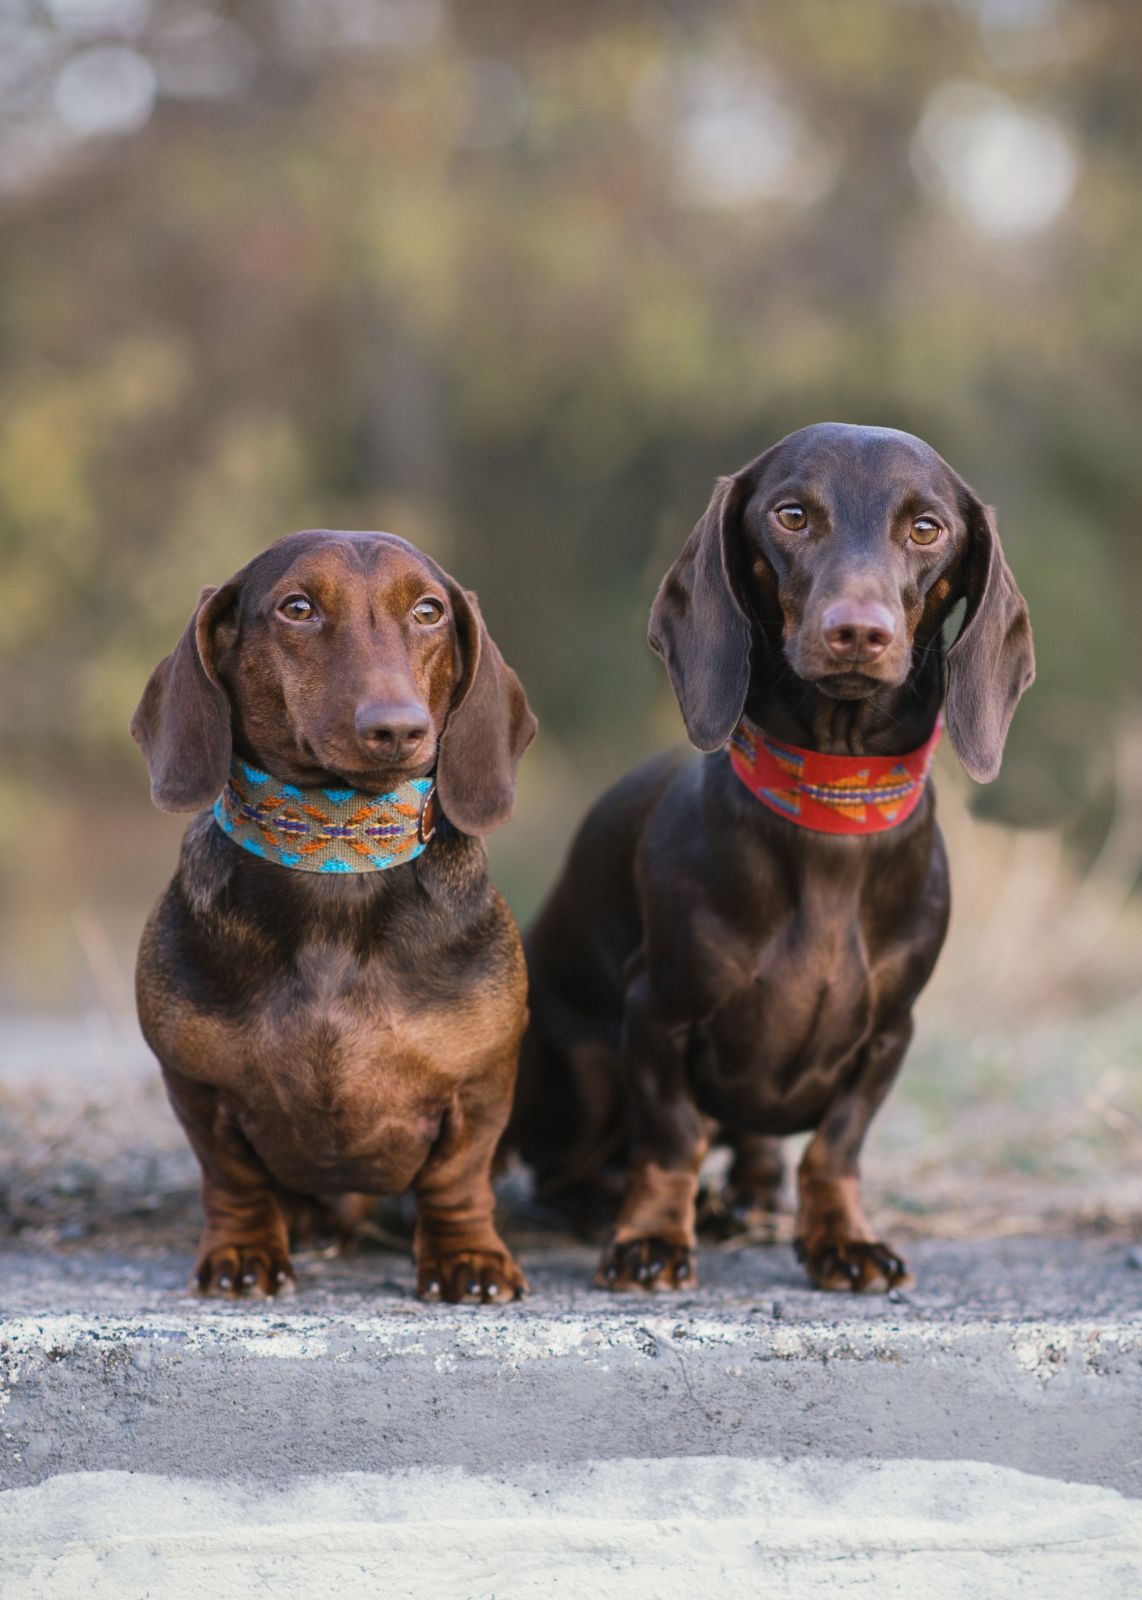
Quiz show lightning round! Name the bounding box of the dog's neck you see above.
[743,628,944,759]
[212,758,437,874]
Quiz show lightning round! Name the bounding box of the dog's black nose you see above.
[821,601,896,663]
[355,701,430,761]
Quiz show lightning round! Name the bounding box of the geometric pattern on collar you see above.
[213,758,437,873]
[728,713,943,836]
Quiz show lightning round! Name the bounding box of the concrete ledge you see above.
[3,1236,1140,1495]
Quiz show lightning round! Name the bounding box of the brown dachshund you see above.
[510,423,1034,1294]
[132,531,536,1303]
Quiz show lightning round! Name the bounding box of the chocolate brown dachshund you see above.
[510,423,1034,1294]
[133,531,535,1303]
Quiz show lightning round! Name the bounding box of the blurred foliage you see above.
[1,0,1141,1003]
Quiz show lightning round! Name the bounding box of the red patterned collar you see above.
[728,714,943,836]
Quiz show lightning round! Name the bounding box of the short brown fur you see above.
[509,424,1033,1294]
[133,530,536,1304]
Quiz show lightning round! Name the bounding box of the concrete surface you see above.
[2,1234,1140,1596]
[4,1458,1142,1599]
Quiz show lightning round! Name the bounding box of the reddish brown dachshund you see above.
[133,531,535,1303]
[510,423,1034,1294]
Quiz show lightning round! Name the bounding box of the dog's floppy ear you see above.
[130,584,238,812]
[436,587,537,836]
[945,494,1035,783]
[648,472,753,751]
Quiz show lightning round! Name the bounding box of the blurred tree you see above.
[0,0,1139,1000]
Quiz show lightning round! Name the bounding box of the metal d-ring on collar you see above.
[417,783,438,844]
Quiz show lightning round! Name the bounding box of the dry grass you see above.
[867,728,1142,1237]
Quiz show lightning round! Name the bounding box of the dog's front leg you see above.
[413,1073,528,1305]
[795,1013,914,1293]
[596,973,706,1291]
[163,1068,295,1298]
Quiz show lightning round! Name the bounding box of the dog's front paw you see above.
[795,1235,911,1294]
[416,1245,528,1305]
[192,1241,296,1298]
[596,1235,696,1292]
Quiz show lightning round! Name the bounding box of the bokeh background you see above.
[2,0,1140,1240]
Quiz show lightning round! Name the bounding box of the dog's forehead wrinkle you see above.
[755,436,955,536]
[783,421,939,457]
[240,535,443,616]
[259,528,440,577]
[768,424,945,488]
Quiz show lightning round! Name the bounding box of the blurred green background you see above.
[1,3,1140,1224]
[2,0,1138,1228]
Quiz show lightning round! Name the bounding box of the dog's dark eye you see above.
[412,598,445,625]
[278,596,316,622]
[910,517,942,546]
[775,505,808,531]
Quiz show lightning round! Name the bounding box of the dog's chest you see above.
[693,888,886,1131]
[227,937,511,1189]
[760,905,875,1071]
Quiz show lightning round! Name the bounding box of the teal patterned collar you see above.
[213,759,437,874]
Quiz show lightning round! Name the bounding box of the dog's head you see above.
[649,422,1034,781]
[131,531,536,835]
